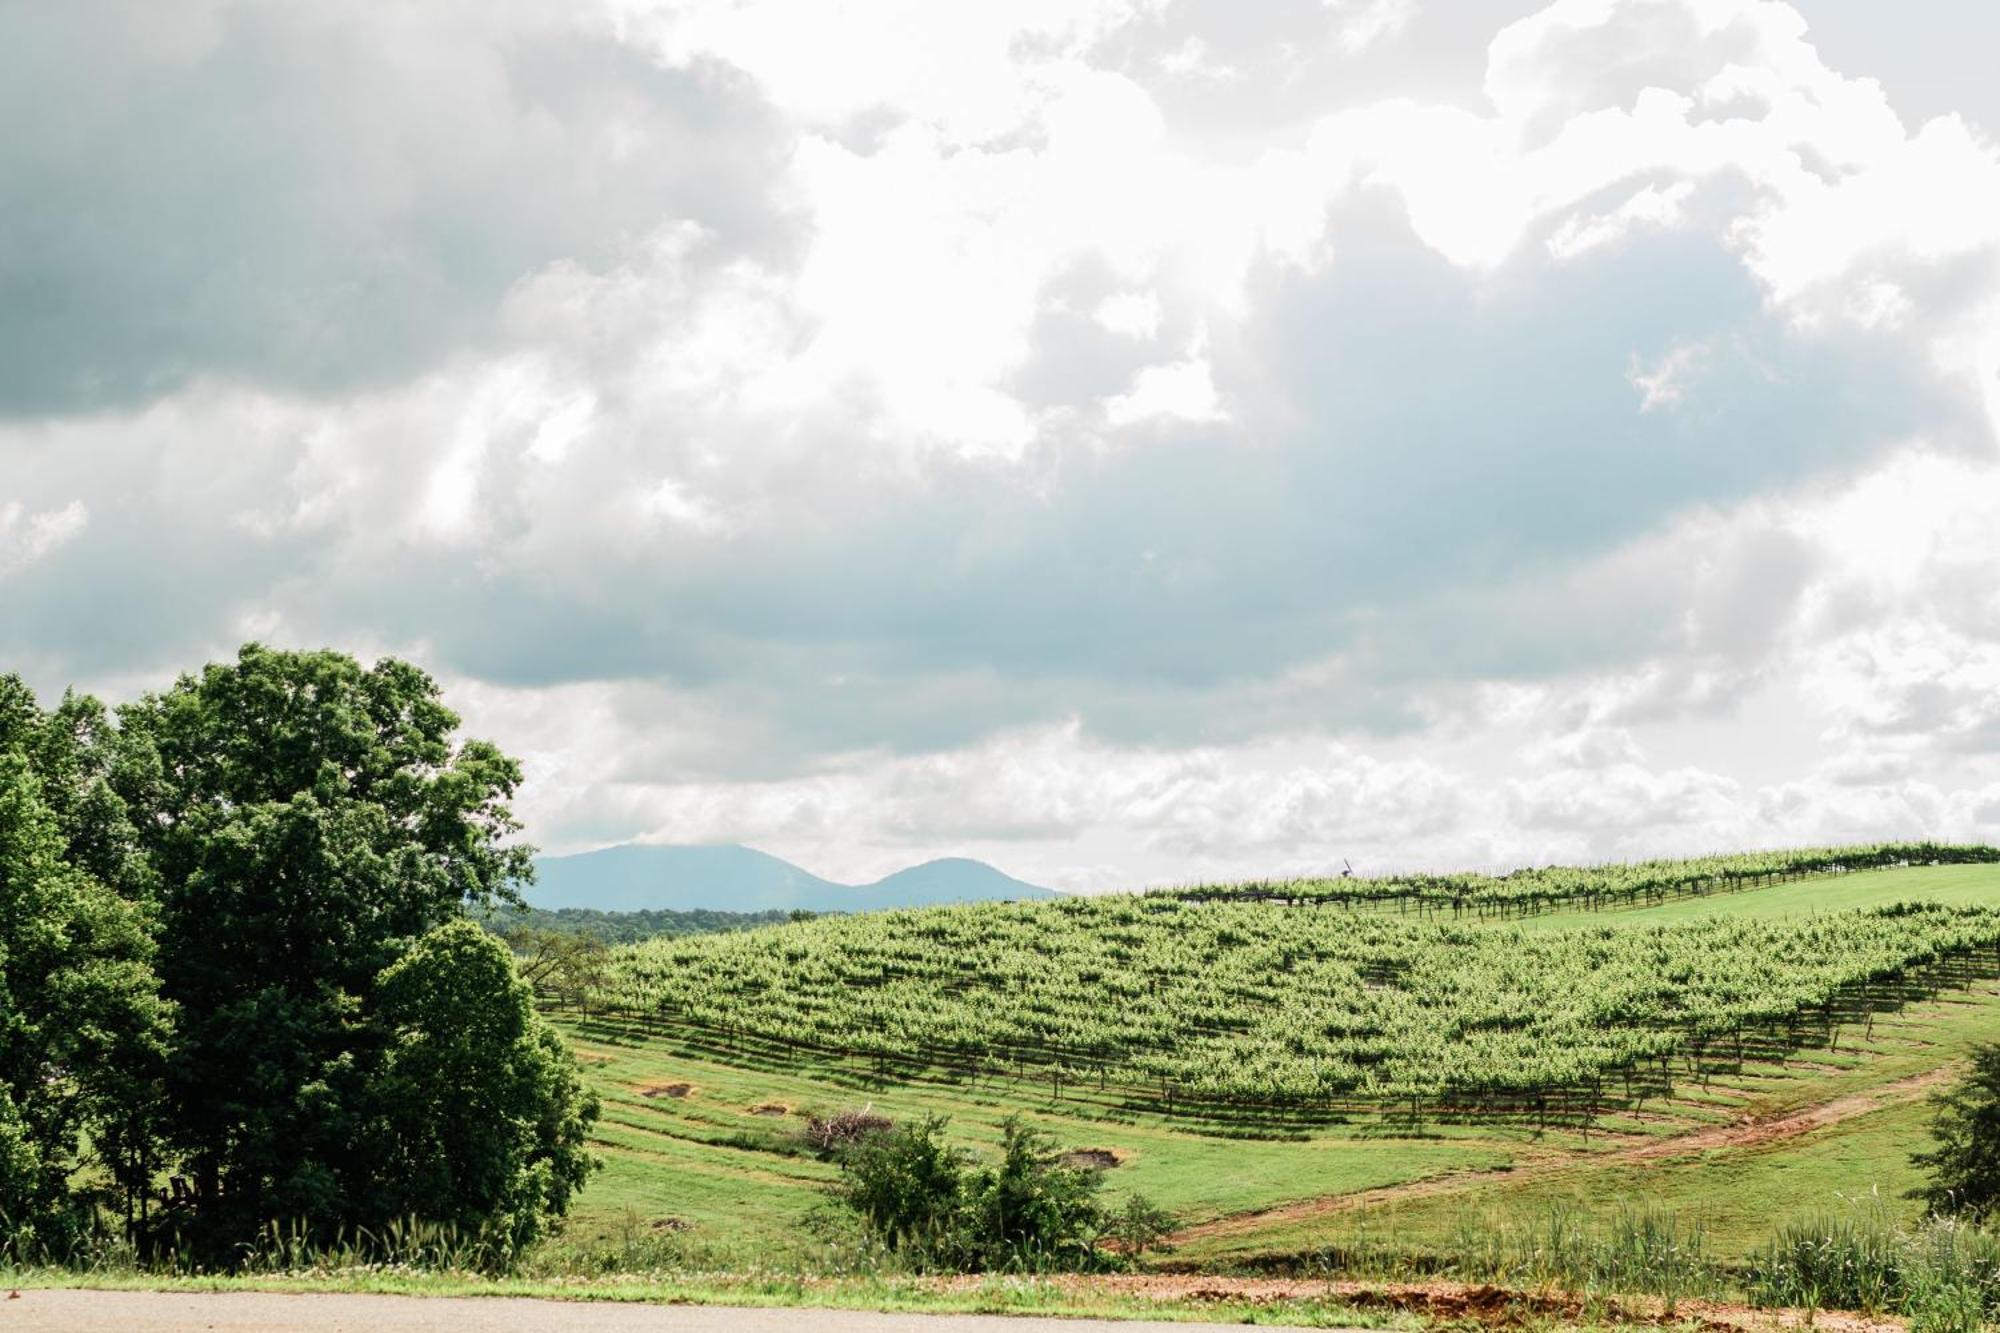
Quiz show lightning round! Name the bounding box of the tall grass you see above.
[11,1193,2000,1333]
[1747,1205,2000,1331]
[235,1217,516,1276]
[1301,1200,2000,1329]
[1,1216,527,1279]
[1301,1204,1724,1305]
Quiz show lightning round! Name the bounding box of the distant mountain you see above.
[847,857,1056,911]
[526,843,1060,913]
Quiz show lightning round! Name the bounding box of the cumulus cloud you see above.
[0,501,87,575]
[1103,334,1226,426]
[6,0,2000,883]
[0,0,795,414]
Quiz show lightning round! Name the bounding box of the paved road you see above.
[1,1289,1326,1332]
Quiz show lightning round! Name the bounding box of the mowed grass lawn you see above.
[552,862,2000,1267]
[1511,860,2000,931]
[1175,981,2000,1266]
[559,1017,1515,1252]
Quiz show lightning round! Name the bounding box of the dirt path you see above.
[1174,1064,1960,1246]
[1006,1276,1903,1333]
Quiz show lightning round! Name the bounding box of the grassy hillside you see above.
[589,881,2000,1121]
[548,855,2000,1270]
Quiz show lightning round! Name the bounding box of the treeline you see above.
[479,904,813,946]
[0,645,596,1266]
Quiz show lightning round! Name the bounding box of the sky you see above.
[5,0,2000,891]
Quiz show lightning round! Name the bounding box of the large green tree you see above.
[0,681,168,1257]
[109,644,587,1255]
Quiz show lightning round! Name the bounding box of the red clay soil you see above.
[639,1082,697,1099]
[953,1275,1908,1333]
[1174,1064,1962,1246]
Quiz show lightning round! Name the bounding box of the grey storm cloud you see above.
[0,0,796,416]
[58,196,1938,776]
[0,188,1973,774]
[1792,0,2000,135]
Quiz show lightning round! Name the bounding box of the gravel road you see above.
[1,1289,1325,1332]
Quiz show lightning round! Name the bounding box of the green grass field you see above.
[552,862,2000,1272]
[1514,861,2000,929]
[561,1016,1515,1254]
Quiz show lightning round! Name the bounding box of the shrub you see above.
[1912,1045,2000,1222]
[1108,1193,1177,1260]
[828,1113,1171,1273]
[831,1113,969,1262]
[960,1117,1105,1271]
[805,1109,894,1157]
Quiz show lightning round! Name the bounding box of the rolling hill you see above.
[554,849,2000,1271]
[526,843,1059,913]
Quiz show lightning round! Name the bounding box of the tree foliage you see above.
[500,927,610,1013]
[480,905,806,946]
[1911,1044,2000,1222]
[831,1113,1144,1272]
[0,648,599,1264]
[365,921,598,1257]
[0,686,168,1258]
[101,644,589,1258]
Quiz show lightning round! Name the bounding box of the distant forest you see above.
[478,904,817,944]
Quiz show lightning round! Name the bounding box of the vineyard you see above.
[1165,841,2000,917]
[590,848,2000,1129]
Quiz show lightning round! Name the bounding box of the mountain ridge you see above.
[527,843,1060,913]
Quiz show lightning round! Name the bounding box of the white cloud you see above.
[1157,36,1237,81]
[1103,340,1225,426]
[1626,340,1710,412]
[1547,180,1694,258]
[1328,0,1419,55]
[1094,290,1164,340]
[0,501,87,575]
[608,0,1149,142]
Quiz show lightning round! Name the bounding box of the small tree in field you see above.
[830,1113,1170,1272]
[1910,1044,2000,1220]
[1109,1193,1176,1260]
[366,921,598,1257]
[502,927,609,1012]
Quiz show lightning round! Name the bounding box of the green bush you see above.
[829,1113,1169,1273]
[832,1113,972,1263]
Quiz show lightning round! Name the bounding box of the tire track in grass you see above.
[1171,1063,1960,1247]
